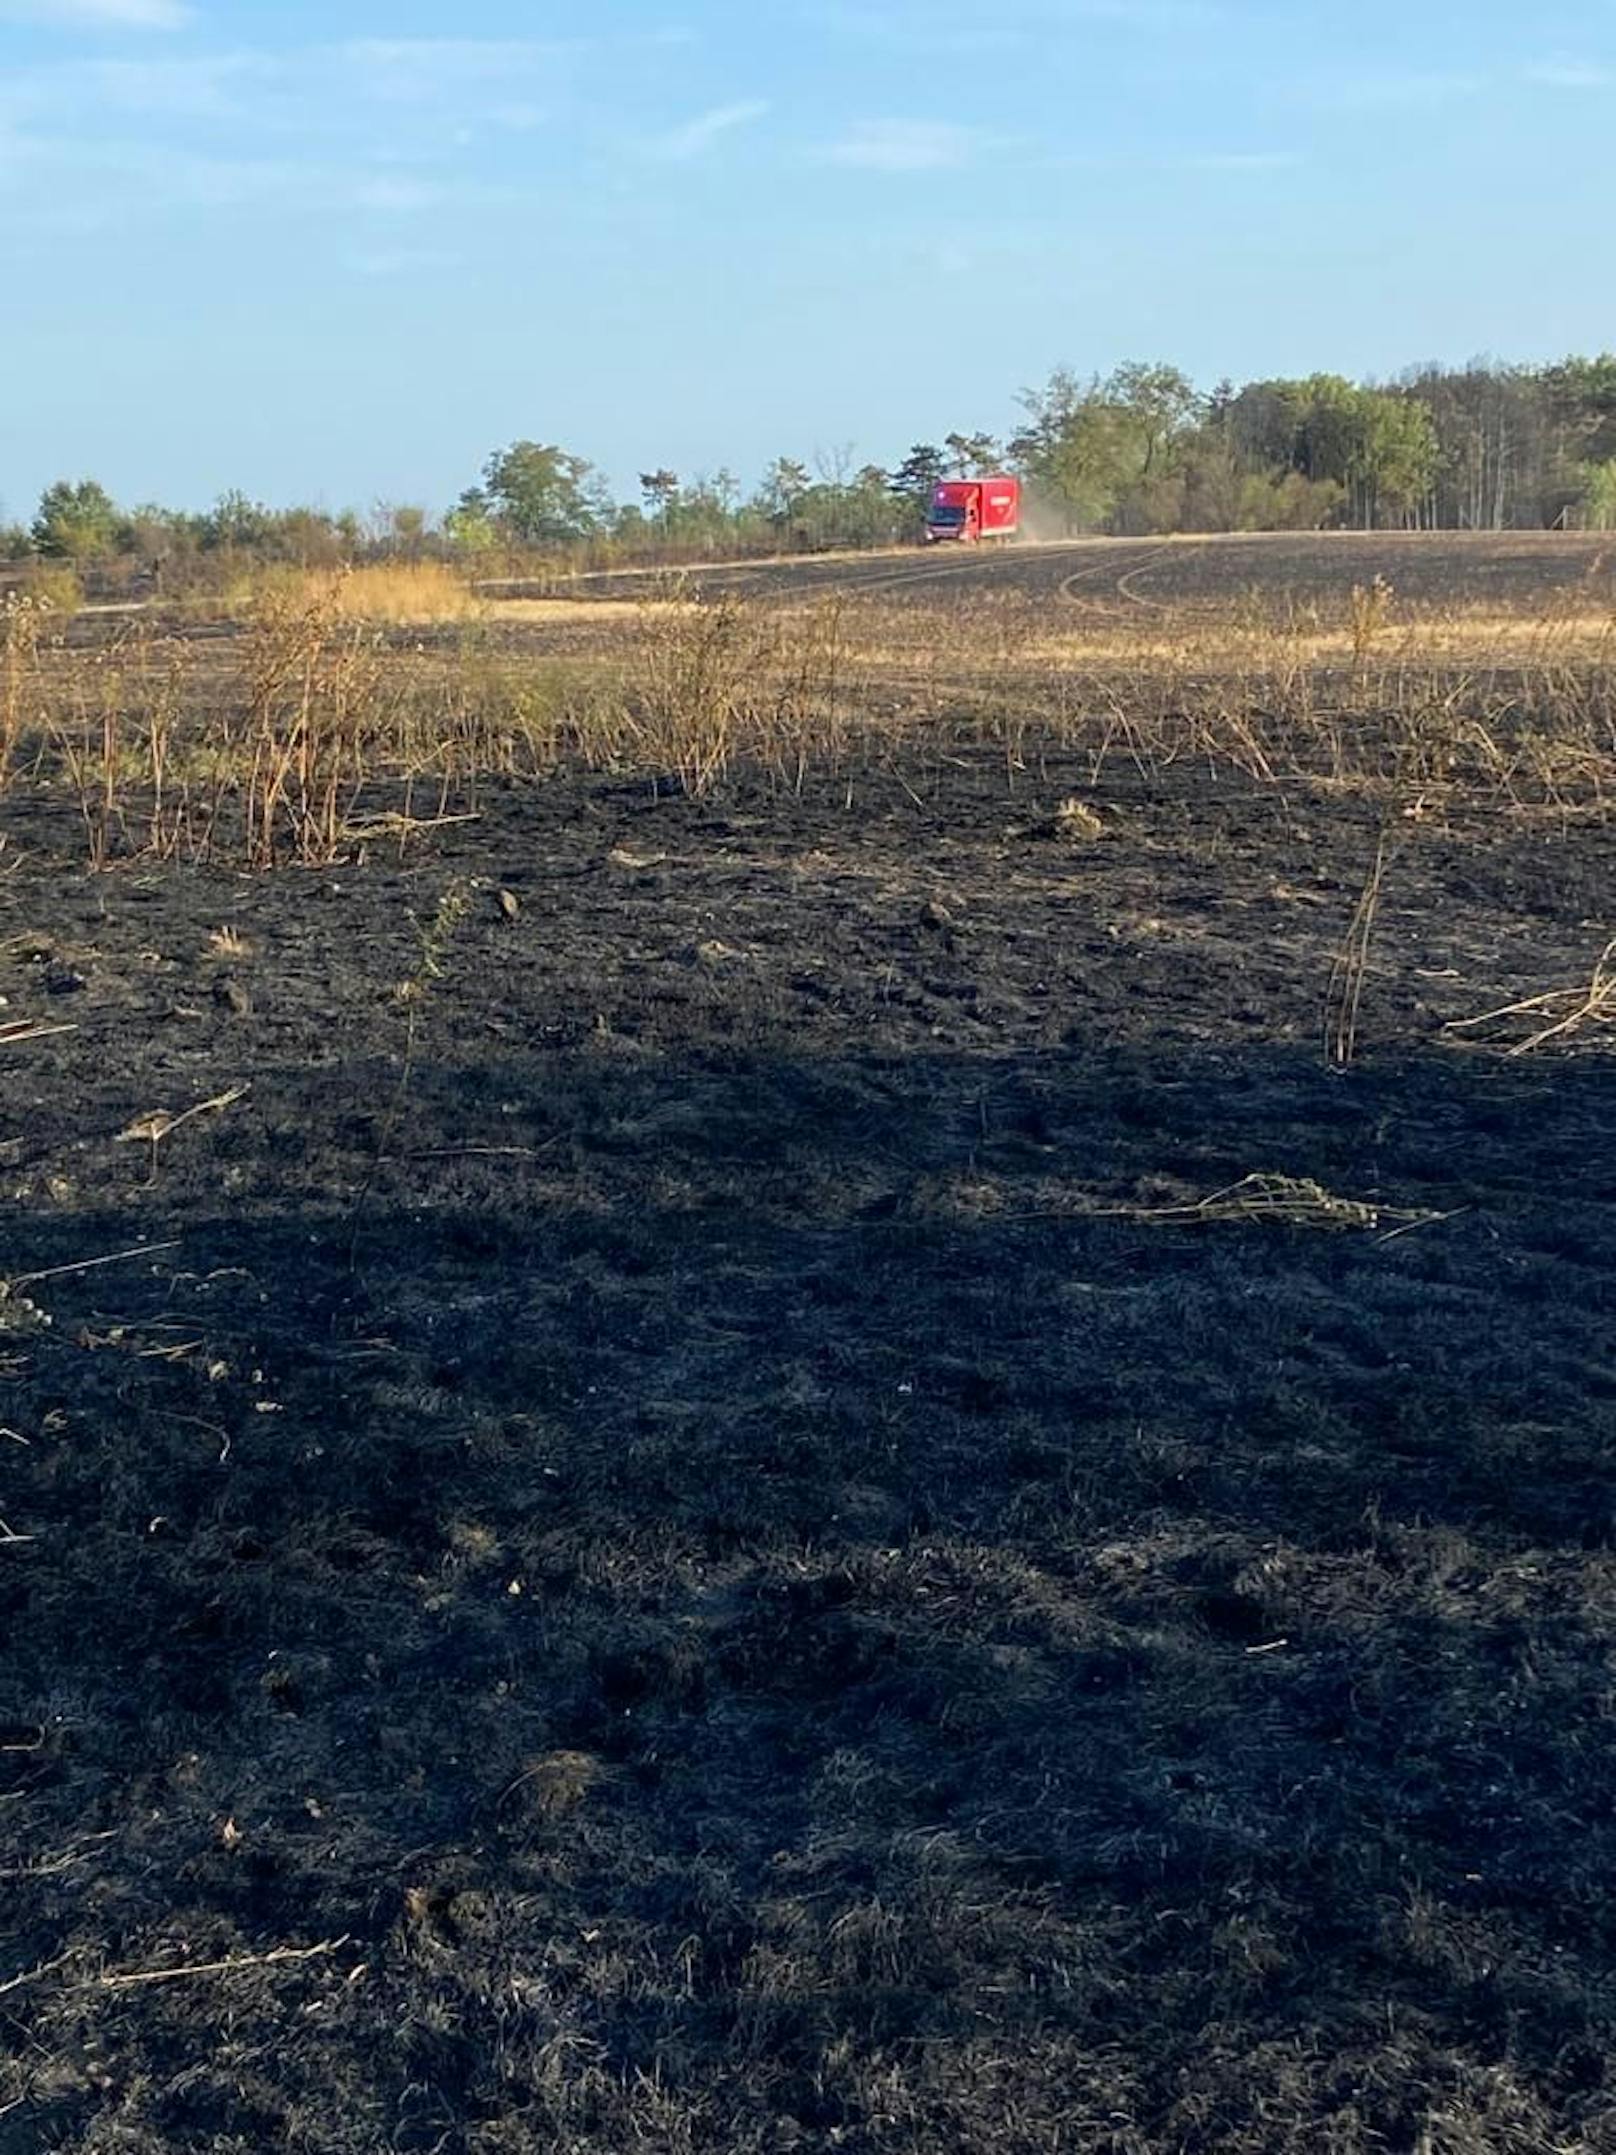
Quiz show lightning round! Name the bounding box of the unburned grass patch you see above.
[227,561,486,625]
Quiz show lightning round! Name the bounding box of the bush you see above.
[22,563,82,617]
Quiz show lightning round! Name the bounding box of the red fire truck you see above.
[924,475,1021,544]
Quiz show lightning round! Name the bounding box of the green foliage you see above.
[1582,460,1616,531]
[1236,469,1347,532]
[1546,354,1616,463]
[1105,362,1202,474]
[757,457,812,527]
[33,478,118,562]
[889,444,948,505]
[19,351,1616,590]
[639,469,680,526]
[479,441,608,545]
[1350,394,1439,524]
[116,504,192,576]
[741,463,906,553]
[1010,372,1106,528]
[1010,364,1206,532]
[1177,437,1244,532]
[943,431,1000,477]
[204,490,275,553]
[1212,376,1440,528]
[444,494,500,556]
[1015,368,1437,533]
[379,504,430,558]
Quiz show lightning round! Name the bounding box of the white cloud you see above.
[0,132,318,214]
[818,6,1019,54]
[0,0,193,26]
[0,123,546,229]
[821,119,987,171]
[341,39,577,102]
[3,53,264,119]
[1186,150,1300,172]
[354,175,443,214]
[651,99,769,161]
[489,104,547,133]
[351,246,463,280]
[820,0,1212,50]
[1332,70,1486,109]
[1526,60,1614,90]
[1047,144,1299,178]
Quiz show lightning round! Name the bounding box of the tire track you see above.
[1057,543,1170,616]
[1113,541,1209,614]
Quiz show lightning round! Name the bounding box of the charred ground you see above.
[2,587,1615,2152]
[496,527,1616,614]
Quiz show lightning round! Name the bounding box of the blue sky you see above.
[3,0,1614,517]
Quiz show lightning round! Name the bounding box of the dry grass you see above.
[228,562,485,625]
[834,584,1616,678]
[1100,1171,1442,1234]
[622,584,853,795]
[2,591,56,790]
[8,555,1616,870]
[487,595,698,627]
[1445,937,1616,1054]
[1053,795,1105,840]
[1324,829,1395,1068]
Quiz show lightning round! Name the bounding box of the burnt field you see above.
[2,555,1616,2152]
[504,527,1616,617]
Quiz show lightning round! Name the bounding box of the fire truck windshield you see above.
[929,505,966,524]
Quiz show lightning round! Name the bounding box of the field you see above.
[490,527,1616,625]
[3,532,1615,2153]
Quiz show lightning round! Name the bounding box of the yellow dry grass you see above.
[805,587,1616,687]
[229,563,486,625]
[1011,608,1616,675]
[10,542,1616,868]
[485,597,699,627]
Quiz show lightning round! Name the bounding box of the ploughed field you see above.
[2,549,1615,2152]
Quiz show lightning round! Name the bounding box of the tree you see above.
[639,470,681,528]
[943,431,1000,477]
[889,444,947,505]
[1236,469,1345,532]
[757,457,812,528]
[755,456,898,551]
[666,472,737,551]
[1176,434,1243,532]
[276,506,352,568]
[115,503,197,584]
[33,479,118,562]
[1546,354,1616,465]
[1350,394,1439,527]
[1399,362,1540,530]
[1216,377,1437,528]
[378,504,429,559]
[202,491,275,553]
[443,491,500,556]
[1581,460,1616,530]
[478,442,608,545]
[1104,362,1202,476]
[1009,373,1137,531]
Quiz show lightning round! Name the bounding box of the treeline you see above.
[8,354,1616,590]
